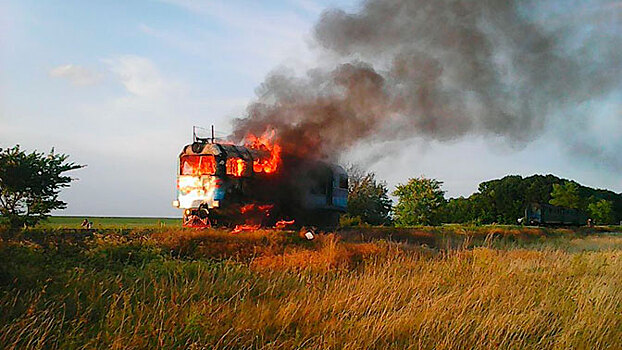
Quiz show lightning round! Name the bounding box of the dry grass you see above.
[0,227,621,349]
[251,235,387,272]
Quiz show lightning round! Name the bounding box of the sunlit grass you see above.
[1,227,621,349]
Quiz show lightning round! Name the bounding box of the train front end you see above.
[172,143,227,227]
[172,138,276,227]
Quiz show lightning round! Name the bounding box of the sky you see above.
[1,0,620,217]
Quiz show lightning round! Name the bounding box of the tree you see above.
[392,176,445,226]
[549,181,580,209]
[0,145,83,229]
[345,166,392,226]
[440,197,475,224]
[588,199,614,224]
[437,174,622,225]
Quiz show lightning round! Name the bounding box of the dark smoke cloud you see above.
[232,0,622,162]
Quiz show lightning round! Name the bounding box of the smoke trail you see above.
[232,0,622,162]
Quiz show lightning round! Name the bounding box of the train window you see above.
[180,155,216,175]
[310,178,328,195]
[226,158,247,177]
[339,175,348,189]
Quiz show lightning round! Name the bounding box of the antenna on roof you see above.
[192,125,221,144]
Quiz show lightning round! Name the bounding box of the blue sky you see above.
[1,0,620,217]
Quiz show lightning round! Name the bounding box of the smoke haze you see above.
[232,0,621,163]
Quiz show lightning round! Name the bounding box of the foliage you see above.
[441,175,561,224]
[588,199,614,224]
[439,197,477,224]
[393,176,446,226]
[339,214,369,228]
[440,174,622,225]
[345,166,392,226]
[0,145,83,229]
[549,181,580,209]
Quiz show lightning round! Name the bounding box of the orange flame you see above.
[275,219,295,229]
[246,130,281,174]
[231,224,261,234]
[226,158,246,177]
[180,155,216,176]
[258,204,274,212]
[240,203,274,214]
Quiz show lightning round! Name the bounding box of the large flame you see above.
[246,130,281,174]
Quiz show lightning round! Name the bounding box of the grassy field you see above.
[1,226,621,349]
[40,216,181,229]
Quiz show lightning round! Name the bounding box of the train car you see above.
[172,138,347,228]
[524,203,587,226]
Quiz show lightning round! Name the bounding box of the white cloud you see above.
[104,55,170,98]
[49,64,102,86]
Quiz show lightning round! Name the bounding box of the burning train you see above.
[172,129,348,229]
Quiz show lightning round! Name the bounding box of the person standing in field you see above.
[81,218,89,229]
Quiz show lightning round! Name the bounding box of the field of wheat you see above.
[1,226,621,349]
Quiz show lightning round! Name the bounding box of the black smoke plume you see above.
[232,0,622,163]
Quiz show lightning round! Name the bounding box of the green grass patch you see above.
[39,216,181,229]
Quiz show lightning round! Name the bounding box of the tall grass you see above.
[1,228,621,349]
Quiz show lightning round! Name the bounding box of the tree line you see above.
[345,168,622,227]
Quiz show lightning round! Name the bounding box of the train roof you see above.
[180,141,347,176]
[181,142,268,161]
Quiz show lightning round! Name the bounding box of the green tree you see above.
[439,174,622,225]
[392,176,446,226]
[549,182,580,209]
[440,197,476,224]
[345,166,392,226]
[588,199,614,224]
[0,145,83,229]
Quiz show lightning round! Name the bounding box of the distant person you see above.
[81,218,89,229]
[587,218,593,227]
[87,221,93,229]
